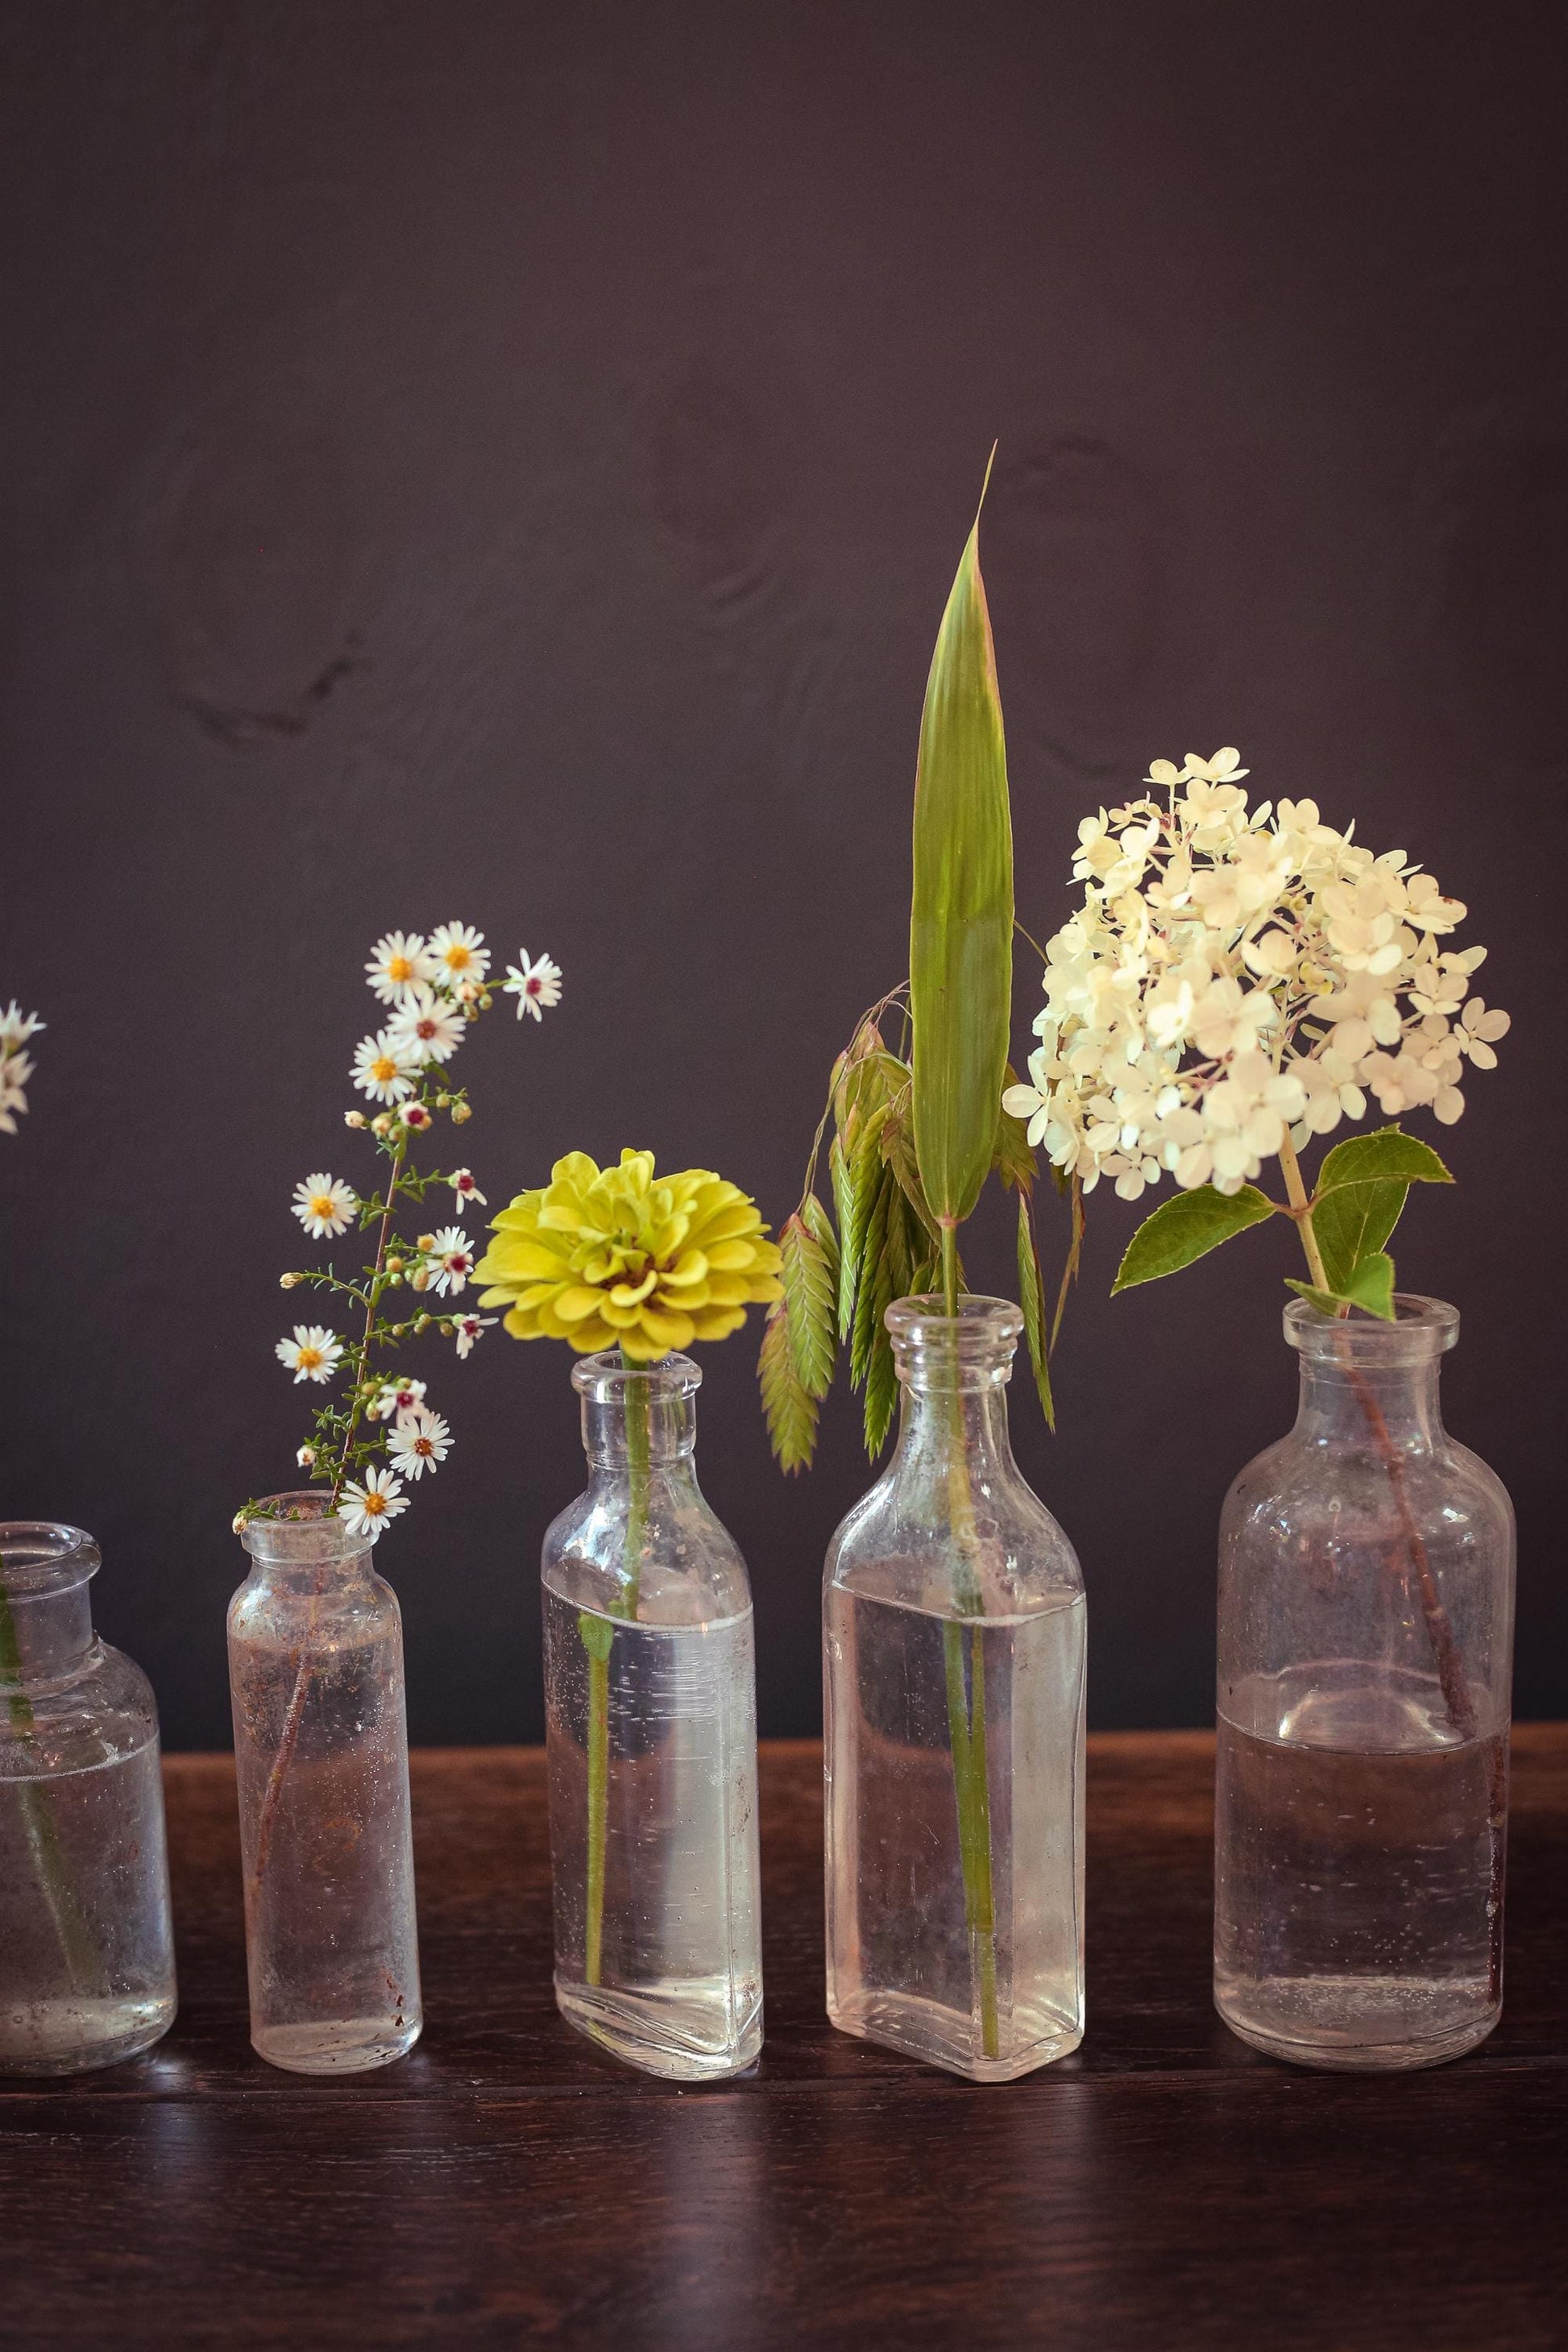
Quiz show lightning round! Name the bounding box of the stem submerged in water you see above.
[0,1582,104,1995]
[935,1237,1000,2060]
[579,1351,652,1989]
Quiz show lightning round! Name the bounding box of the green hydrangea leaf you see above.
[1313,1179,1408,1296]
[1285,1249,1397,1322]
[1315,1124,1454,1195]
[1112,1184,1276,1292]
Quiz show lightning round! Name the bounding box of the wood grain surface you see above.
[2,1732,1564,2350]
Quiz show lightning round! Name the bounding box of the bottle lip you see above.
[1285,1293,1458,1361]
[571,1350,702,1401]
[237,1489,371,1564]
[0,1521,102,1594]
[886,1293,1025,1346]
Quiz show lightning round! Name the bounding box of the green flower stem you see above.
[0,1582,103,1995]
[579,1350,652,1989]
[939,1232,999,2061]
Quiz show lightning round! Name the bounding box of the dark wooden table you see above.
[3,1732,1565,2350]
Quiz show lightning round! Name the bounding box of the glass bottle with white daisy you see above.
[1010,749,1516,2072]
[230,923,559,2073]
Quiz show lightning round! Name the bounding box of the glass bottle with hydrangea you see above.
[475,1148,781,2079]
[230,923,561,2072]
[1006,749,1514,2069]
[759,467,1086,2084]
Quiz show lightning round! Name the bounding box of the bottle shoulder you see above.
[542,1476,751,1626]
[0,1641,160,1778]
[227,1566,402,1650]
[825,1454,1083,1617]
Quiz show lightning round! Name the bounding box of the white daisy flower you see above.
[388,986,466,1064]
[291,1174,359,1238]
[429,923,490,989]
[386,1407,453,1481]
[426,1226,475,1295]
[454,1314,496,1359]
[351,1030,421,1104]
[399,1101,433,1131]
[501,949,562,1022]
[370,1377,428,1424]
[338,1466,409,1541]
[365,931,438,1006]
[276,1325,344,1384]
[449,1168,487,1207]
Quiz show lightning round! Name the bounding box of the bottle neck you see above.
[0,1576,96,1689]
[894,1377,1019,1482]
[1295,1353,1445,1451]
[577,1356,701,1485]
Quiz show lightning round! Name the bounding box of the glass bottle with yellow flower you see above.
[475,1148,782,2079]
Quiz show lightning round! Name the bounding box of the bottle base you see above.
[1215,1977,1499,2072]
[828,1985,1084,2083]
[0,1993,176,2077]
[251,2014,423,2074]
[556,1978,761,2081]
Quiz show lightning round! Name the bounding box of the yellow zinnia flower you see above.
[475,1148,783,1361]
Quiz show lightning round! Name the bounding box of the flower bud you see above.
[371,1113,393,1138]
[297,1445,317,1468]
[415,1313,432,1333]
[387,1257,404,1275]
[280,1271,304,1290]
[344,1110,367,1130]
[478,991,493,1010]
[417,1234,436,1253]
[458,981,479,1004]
[231,1512,250,1536]
[451,1101,472,1125]
[412,1268,430,1292]
[435,1093,451,1109]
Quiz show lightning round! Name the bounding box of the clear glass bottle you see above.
[229,1492,421,2073]
[0,1521,176,2075]
[824,1296,1086,2083]
[542,1352,762,2080]
[1215,1297,1515,2072]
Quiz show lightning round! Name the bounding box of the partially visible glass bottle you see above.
[542,1352,761,2080]
[1215,1297,1515,2071]
[824,1296,1086,2083]
[229,1492,421,2073]
[0,1521,176,2075]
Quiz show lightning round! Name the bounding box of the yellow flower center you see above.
[388,955,413,983]
[413,1437,433,1457]
[363,1490,388,1516]
[297,1346,323,1373]
[444,944,471,971]
[371,1056,398,1084]
[309,1194,334,1220]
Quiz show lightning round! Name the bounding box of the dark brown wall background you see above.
[2,1,1563,1747]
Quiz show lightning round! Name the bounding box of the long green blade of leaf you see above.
[1016,1192,1055,1432]
[910,471,1014,1244]
[779,1209,836,1400]
[758,1303,819,1473]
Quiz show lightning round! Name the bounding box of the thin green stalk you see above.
[0,1582,103,1995]
[935,1245,999,2060]
[580,1350,652,1989]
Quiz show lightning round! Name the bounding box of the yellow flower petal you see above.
[553,1285,610,1325]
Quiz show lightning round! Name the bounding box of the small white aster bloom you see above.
[502,950,562,1022]
[297,1444,317,1468]
[365,931,438,1005]
[449,1167,487,1207]
[429,922,490,989]
[0,1002,43,1051]
[426,1226,475,1295]
[388,986,467,1065]
[338,1466,409,1541]
[351,1030,421,1104]
[276,1325,344,1384]
[369,1377,428,1423]
[454,1313,496,1359]
[292,1173,359,1238]
[387,1407,453,1481]
[399,1100,433,1131]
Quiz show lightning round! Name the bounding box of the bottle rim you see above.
[1284,1293,1458,1360]
[0,1521,102,1594]
[571,1349,702,1400]
[236,1489,371,1564]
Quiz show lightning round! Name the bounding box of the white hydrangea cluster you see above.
[1005,749,1509,1201]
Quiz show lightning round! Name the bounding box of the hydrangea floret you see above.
[1006,749,1508,1318]
[0,1002,42,1136]
[237,925,561,1540]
